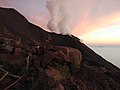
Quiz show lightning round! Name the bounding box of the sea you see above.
[89,45,120,68]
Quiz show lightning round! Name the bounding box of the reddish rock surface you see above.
[54,46,82,65]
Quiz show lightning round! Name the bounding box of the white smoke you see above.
[46,0,82,35]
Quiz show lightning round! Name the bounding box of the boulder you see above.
[45,67,62,84]
[5,45,14,52]
[38,67,62,88]
[54,46,82,66]
[52,83,64,90]
[41,51,55,68]
[14,48,22,56]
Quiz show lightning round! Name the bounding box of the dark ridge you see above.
[0,7,49,44]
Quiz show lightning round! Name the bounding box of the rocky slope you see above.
[0,7,120,90]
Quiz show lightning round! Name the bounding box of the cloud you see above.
[0,0,120,36]
[71,0,120,36]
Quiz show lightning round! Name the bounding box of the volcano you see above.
[0,7,120,90]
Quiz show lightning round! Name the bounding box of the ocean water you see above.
[89,46,120,68]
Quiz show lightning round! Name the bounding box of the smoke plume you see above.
[46,0,120,35]
[46,0,82,35]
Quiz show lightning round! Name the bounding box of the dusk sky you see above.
[0,0,120,45]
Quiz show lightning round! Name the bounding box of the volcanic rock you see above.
[52,83,64,90]
[54,46,82,65]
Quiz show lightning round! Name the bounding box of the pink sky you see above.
[0,0,120,45]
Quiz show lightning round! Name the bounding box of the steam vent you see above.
[0,7,120,90]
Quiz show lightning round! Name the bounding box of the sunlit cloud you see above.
[80,24,120,45]
[72,12,120,36]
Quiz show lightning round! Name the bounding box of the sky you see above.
[0,0,120,45]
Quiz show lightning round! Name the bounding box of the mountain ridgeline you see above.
[0,7,120,90]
